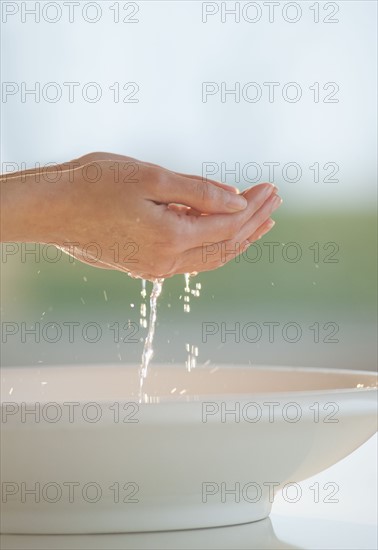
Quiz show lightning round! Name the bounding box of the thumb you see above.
[149,173,248,214]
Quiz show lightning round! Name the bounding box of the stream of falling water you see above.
[138,278,164,402]
[138,274,201,401]
[183,273,201,371]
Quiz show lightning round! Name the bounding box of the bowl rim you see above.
[1,364,377,405]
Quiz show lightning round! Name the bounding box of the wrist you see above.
[0,168,71,244]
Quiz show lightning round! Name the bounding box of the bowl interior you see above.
[1,364,377,403]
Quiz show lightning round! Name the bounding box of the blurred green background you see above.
[1,209,376,371]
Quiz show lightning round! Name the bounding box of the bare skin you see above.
[0,152,282,280]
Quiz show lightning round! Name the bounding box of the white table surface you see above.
[1,435,376,550]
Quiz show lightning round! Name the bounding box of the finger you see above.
[174,172,240,194]
[71,154,242,197]
[172,183,276,248]
[147,172,248,214]
[246,218,276,244]
[75,157,242,197]
[171,193,281,272]
[74,157,242,200]
[167,204,202,217]
[234,194,282,245]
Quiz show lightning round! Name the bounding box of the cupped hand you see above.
[49,152,282,279]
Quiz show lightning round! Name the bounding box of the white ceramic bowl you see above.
[1,364,377,534]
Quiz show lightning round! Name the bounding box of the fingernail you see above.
[260,184,275,199]
[258,219,275,240]
[227,193,248,211]
[271,195,283,209]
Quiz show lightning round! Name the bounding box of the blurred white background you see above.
[1,0,377,210]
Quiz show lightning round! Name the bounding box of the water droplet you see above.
[183,273,192,313]
[184,273,190,293]
[185,342,198,371]
[141,279,147,299]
